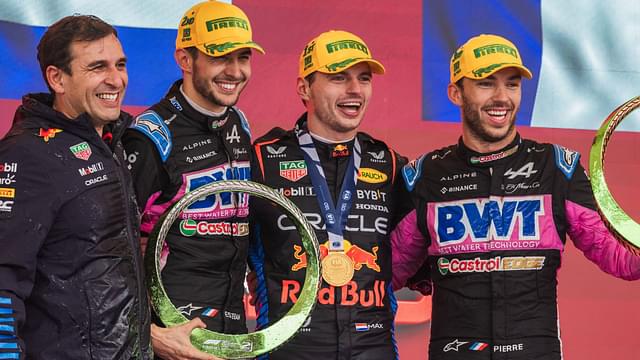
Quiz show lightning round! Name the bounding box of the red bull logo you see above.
[291,240,380,272]
[281,279,386,307]
[331,144,349,158]
[38,128,63,142]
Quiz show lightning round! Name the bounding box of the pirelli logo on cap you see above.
[326,40,369,55]
[205,17,249,32]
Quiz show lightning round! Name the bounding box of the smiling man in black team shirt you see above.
[0,15,152,359]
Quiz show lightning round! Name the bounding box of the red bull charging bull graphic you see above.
[284,240,384,307]
[291,240,380,272]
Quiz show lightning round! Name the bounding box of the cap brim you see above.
[359,59,386,75]
[195,41,265,57]
[317,58,386,75]
[470,63,532,81]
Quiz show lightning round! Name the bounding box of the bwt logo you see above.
[183,162,250,213]
[435,196,544,244]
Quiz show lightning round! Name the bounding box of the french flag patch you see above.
[355,323,369,332]
[201,308,219,318]
[469,342,489,351]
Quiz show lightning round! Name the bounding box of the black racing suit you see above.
[0,93,152,359]
[249,115,411,360]
[122,80,251,333]
[391,134,640,360]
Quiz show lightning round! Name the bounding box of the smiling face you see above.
[298,62,373,141]
[448,67,522,152]
[181,48,252,113]
[51,34,127,130]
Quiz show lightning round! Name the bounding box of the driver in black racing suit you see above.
[249,30,411,360]
[391,34,640,360]
[122,1,264,358]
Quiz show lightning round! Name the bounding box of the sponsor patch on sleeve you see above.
[552,144,580,180]
[131,110,172,162]
[402,154,426,191]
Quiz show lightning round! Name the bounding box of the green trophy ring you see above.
[589,95,640,254]
[145,180,321,358]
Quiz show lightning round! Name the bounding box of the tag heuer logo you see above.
[279,160,307,182]
[69,142,92,160]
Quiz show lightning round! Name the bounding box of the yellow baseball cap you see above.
[449,34,532,83]
[176,0,264,57]
[299,30,385,78]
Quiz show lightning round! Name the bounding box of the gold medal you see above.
[321,252,354,287]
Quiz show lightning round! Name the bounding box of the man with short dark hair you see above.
[122,1,262,359]
[0,15,152,359]
[249,30,411,359]
[391,34,640,360]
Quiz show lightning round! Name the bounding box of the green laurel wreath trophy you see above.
[145,180,321,358]
[590,95,640,255]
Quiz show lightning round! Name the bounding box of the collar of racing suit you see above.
[293,112,376,146]
[456,132,523,167]
[163,80,232,132]
[295,114,356,202]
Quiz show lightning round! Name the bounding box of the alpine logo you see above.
[437,256,545,275]
[504,162,537,179]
